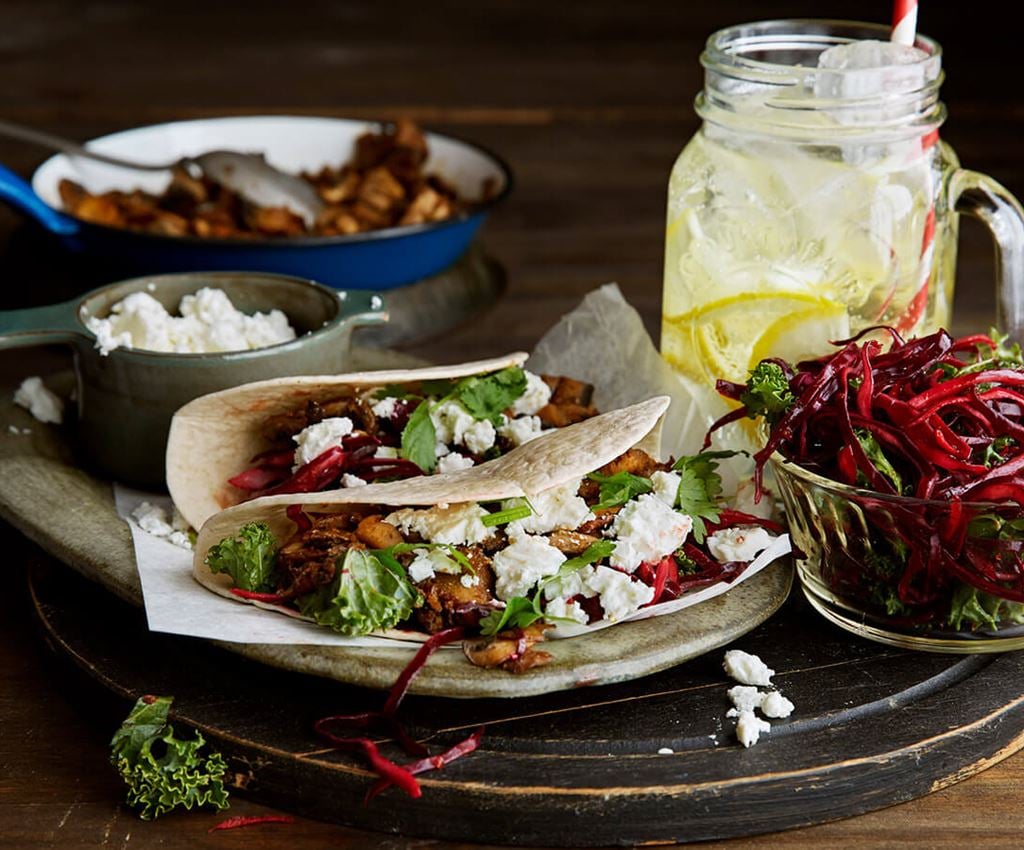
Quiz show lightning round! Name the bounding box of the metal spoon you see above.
[0,118,325,227]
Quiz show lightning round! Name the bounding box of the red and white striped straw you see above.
[891,0,918,46]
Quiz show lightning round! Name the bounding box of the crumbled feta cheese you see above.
[543,564,597,601]
[438,452,475,474]
[586,565,655,621]
[386,503,491,546]
[7,425,18,435]
[544,595,589,625]
[727,685,763,714]
[374,446,399,459]
[735,710,771,748]
[657,747,675,755]
[406,547,463,583]
[14,377,64,424]
[292,417,354,469]
[498,414,545,447]
[723,650,775,687]
[506,479,593,537]
[460,573,481,588]
[430,400,496,455]
[609,494,692,572]
[130,501,193,551]
[651,470,681,506]
[371,396,400,419]
[760,691,795,719]
[707,526,775,564]
[491,534,566,600]
[511,370,553,416]
[85,287,296,355]
[341,473,367,487]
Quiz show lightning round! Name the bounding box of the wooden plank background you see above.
[1,1,1023,847]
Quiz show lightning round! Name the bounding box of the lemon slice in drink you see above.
[662,292,849,385]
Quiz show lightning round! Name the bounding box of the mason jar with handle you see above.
[661,19,1024,413]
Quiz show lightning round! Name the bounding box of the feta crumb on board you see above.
[723,649,774,687]
[657,747,675,755]
[130,502,193,551]
[14,376,64,424]
[735,710,771,748]
[292,417,354,469]
[760,691,795,719]
[85,287,296,355]
[726,685,795,720]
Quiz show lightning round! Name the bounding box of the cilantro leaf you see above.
[205,521,277,592]
[588,471,652,511]
[544,540,616,587]
[297,548,421,635]
[672,451,735,543]
[452,367,528,425]
[110,696,229,821]
[479,596,544,636]
[400,399,438,472]
[741,362,795,423]
[854,429,904,494]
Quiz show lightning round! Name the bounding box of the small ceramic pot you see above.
[0,271,387,488]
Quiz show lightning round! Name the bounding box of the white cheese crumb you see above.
[510,370,552,416]
[498,414,545,447]
[406,548,463,583]
[374,446,399,459]
[707,526,775,564]
[544,595,589,625]
[371,396,400,419]
[430,400,496,455]
[85,287,296,355]
[130,501,193,551]
[491,533,566,600]
[585,565,654,621]
[460,573,481,588]
[506,479,593,537]
[609,494,692,572]
[735,710,771,748]
[292,417,354,469]
[438,451,475,474]
[760,691,795,719]
[727,685,763,713]
[386,503,491,546]
[341,473,367,487]
[14,377,64,424]
[650,470,681,506]
[657,747,675,755]
[7,425,18,435]
[723,650,775,687]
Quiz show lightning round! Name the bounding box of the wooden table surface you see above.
[1,1,1022,847]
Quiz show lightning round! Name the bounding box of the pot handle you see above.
[0,163,79,236]
[0,300,86,351]
[338,289,389,329]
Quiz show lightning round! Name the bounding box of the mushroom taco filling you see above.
[195,445,786,674]
[167,355,601,530]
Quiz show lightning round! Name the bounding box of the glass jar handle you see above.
[950,169,1024,339]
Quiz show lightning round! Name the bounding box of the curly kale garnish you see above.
[740,362,795,424]
[110,695,229,821]
[205,521,278,592]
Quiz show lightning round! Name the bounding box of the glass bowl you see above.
[770,455,1024,652]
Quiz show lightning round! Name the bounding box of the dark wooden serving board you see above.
[27,554,1024,847]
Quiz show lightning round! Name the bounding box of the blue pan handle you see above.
[0,163,79,236]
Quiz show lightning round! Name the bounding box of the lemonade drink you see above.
[662,22,954,406]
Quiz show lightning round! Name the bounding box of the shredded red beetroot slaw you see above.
[208,815,296,832]
[313,627,480,802]
[710,327,1024,625]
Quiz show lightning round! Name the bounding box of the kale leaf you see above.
[204,521,278,592]
[297,548,421,635]
[740,362,795,423]
[110,695,229,821]
[854,429,904,494]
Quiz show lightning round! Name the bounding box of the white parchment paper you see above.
[121,283,789,648]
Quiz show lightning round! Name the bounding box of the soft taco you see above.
[167,353,603,530]
[192,397,790,674]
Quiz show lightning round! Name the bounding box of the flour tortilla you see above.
[192,396,672,641]
[167,353,534,530]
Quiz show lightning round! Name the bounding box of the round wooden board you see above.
[28,556,1024,847]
